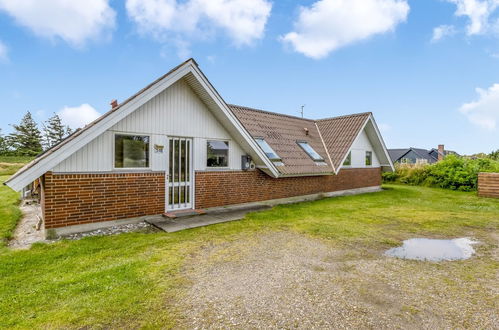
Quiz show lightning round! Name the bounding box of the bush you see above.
[383,155,499,191]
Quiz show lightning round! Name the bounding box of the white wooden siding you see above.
[53,80,246,173]
[345,129,380,168]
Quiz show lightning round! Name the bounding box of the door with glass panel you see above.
[167,137,192,210]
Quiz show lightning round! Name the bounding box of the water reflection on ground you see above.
[385,238,477,261]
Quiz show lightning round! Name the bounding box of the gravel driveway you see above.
[177,231,498,329]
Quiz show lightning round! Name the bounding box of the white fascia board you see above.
[367,114,395,171]
[315,122,336,173]
[335,116,370,175]
[6,64,193,191]
[189,66,280,178]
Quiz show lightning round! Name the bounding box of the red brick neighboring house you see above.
[5,59,394,232]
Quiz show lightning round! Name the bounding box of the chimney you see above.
[110,99,118,109]
[438,144,444,161]
[304,127,309,135]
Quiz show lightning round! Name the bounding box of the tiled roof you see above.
[7,58,378,188]
[230,105,371,175]
[230,105,335,175]
[316,113,371,169]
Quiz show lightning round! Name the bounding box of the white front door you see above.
[167,137,193,211]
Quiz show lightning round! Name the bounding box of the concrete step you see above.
[147,205,271,233]
[163,209,206,219]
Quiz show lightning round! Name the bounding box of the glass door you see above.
[167,137,192,210]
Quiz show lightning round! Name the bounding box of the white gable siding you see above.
[53,80,246,173]
[344,129,380,168]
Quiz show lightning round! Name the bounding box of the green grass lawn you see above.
[0,181,498,328]
[0,156,32,176]
[0,159,28,247]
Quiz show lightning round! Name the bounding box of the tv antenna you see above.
[300,105,305,118]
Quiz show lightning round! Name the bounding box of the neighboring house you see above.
[388,145,457,165]
[5,59,394,233]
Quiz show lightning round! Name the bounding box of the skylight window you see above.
[297,141,324,162]
[255,138,281,161]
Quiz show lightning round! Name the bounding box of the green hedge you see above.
[382,155,499,191]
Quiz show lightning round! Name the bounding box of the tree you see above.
[0,128,9,155]
[8,111,43,156]
[489,149,499,161]
[42,113,71,149]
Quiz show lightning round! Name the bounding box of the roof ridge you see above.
[228,104,315,122]
[317,112,372,122]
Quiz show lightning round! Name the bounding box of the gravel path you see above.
[177,231,498,329]
[8,200,44,250]
[62,221,156,240]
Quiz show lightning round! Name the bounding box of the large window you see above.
[365,151,372,166]
[297,141,324,162]
[115,134,150,168]
[255,138,281,161]
[343,151,351,166]
[207,140,229,167]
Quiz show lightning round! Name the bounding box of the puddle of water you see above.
[385,238,478,261]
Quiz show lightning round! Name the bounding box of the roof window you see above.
[297,141,324,162]
[255,138,281,161]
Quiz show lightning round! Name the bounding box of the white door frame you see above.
[166,137,194,211]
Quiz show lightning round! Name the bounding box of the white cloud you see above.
[126,0,272,56]
[378,123,392,132]
[0,0,116,47]
[58,104,101,129]
[281,0,409,59]
[445,0,499,36]
[460,83,499,130]
[431,24,457,42]
[0,39,7,62]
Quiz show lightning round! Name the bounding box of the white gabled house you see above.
[5,58,394,233]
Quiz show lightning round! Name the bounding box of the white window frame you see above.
[365,150,373,167]
[112,131,152,171]
[296,141,324,162]
[255,137,281,162]
[206,139,230,169]
[343,151,352,167]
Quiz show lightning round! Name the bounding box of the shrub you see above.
[383,155,499,191]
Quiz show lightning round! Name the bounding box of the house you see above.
[388,145,457,165]
[5,59,394,234]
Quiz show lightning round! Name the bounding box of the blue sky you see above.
[0,0,499,155]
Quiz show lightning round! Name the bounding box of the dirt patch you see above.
[177,231,498,329]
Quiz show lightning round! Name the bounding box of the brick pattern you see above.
[42,168,381,228]
[195,168,381,209]
[43,172,165,228]
[478,172,499,198]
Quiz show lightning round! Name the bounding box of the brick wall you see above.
[43,168,381,228]
[195,168,381,209]
[43,172,165,228]
[478,172,499,198]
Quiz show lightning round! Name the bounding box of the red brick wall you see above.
[195,168,381,209]
[43,168,381,228]
[43,172,165,228]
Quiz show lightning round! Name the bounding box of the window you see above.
[255,138,281,161]
[365,151,372,166]
[343,151,351,166]
[207,140,229,167]
[297,141,324,162]
[115,134,150,168]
